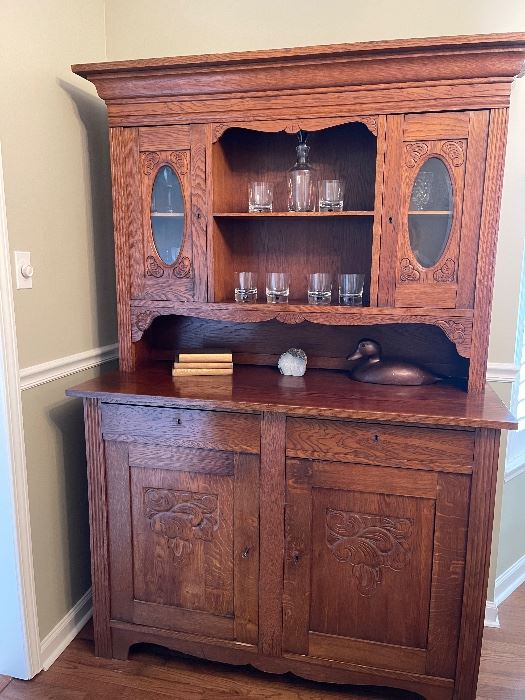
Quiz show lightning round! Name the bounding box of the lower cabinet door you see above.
[282,458,470,679]
[105,440,259,646]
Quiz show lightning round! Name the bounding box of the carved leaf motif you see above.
[142,152,160,175]
[326,509,413,596]
[404,143,429,168]
[173,256,192,279]
[212,123,228,142]
[170,151,189,175]
[441,141,464,167]
[359,116,378,136]
[144,488,218,557]
[433,258,456,282]
[135,310,157,333]
[399,257,420,282]
[435,319,466,344]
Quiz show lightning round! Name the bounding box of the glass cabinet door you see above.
[395,134,467,309]
[379,111,489,312]
[150,165,185,266]
[138,148,194,301]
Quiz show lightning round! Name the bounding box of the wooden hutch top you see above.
[69,33,525,410]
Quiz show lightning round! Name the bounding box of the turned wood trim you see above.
[83,398,112,658]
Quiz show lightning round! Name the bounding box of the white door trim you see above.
[0,143,41,677]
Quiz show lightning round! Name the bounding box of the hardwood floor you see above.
[1,585,524,699]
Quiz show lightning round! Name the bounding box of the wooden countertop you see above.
[66,365,516,430]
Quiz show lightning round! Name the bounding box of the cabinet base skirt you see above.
[109,620,454,700]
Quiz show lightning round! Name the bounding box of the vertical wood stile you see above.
[83,398,112,657]
[233,452,260,645]
[468,109,509,391]
[205,124,216,301]
[190,124,208,301]
[369,115,387,306]
[109,127,141,372]
[456,111,489,308]
[259,412,286,656]
[454,428,500,699]
[377,115,404,307]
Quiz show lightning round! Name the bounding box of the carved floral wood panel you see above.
[144,487,218,557]
[325,508,412,596]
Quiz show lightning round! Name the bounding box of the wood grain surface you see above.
[67,365,516,429]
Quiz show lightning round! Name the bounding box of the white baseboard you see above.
[40,588,92,671]
[486,362,519,383]
[20,344,118,391]
[495,553,525,607]
[484,600,500,628]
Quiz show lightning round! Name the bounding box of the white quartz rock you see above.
[278,348,307,376]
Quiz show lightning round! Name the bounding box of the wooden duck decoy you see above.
[347,339,441,386]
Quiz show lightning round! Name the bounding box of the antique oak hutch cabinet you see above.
[67,34,525,700]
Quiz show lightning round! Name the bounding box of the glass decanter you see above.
[287,131,316,212]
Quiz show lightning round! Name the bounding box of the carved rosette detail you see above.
[142,151,160,175]
[146,255,164,278]
[169,150,189,175]
[144,488,218,557]
[135,310,157,333]
[435,319,466,344]
[326,509,413,596]
[433,258,456,282]
[441,141,465,167]
[399,258,420,282]
[404,142,429,168]
[173,256,192,279]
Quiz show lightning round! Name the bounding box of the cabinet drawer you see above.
[286,417,474,471]
[101,403,260,454]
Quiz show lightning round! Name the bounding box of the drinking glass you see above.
[234,271,258,303]
[338,273,365,306]
[308,273,332,305]
[266,272,290,304]
[319,179,344,212]
[249,181,273,212]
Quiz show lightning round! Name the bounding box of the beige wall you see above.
[0,1,115,640]
[1,1,115,370]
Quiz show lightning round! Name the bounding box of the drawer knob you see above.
[372,434,380,443]
[241,546,250,559]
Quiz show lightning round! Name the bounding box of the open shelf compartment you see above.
[211,121,378,304]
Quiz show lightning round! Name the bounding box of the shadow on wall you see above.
[47,362,118,606]
[59,79,117,345]
[47,395,91,605]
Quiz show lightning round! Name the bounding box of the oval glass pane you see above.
[150,164,184,265]
[408,157,453,269]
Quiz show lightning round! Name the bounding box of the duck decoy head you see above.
[347,339,382,362]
